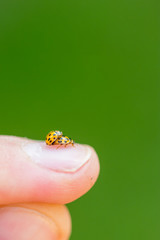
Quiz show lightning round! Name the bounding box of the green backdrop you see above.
[0,0,158,239]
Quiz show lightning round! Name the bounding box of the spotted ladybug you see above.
[45,130,63,145]
[54,136,74,148]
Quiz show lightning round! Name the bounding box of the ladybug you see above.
[54,136,74,148]
[46,130,63,145]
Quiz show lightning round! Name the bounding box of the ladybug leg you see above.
[56,145,61,149]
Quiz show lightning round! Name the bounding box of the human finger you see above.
[0,136,100,204]
[0,203,71,240]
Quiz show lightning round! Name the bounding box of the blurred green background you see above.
[0,0,158,239]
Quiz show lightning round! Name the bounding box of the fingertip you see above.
[0,136,100,204]
[0,206,59,240]
[5,203,72,240]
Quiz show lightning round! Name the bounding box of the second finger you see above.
[0,203,71,240]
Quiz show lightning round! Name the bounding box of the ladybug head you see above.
[70,139,74,144]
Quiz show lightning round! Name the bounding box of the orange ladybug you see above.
[54,136,74,148]
[45,130,63,145]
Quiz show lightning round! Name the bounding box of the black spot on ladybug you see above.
[49,134,51,136]
[58,140,62,143]
[48,138,50,140]
[65,141,67,143]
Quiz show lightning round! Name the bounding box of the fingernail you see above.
[22,141,91,172]
[0,207,58,240]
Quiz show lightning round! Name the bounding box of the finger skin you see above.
[0,136,100,204]
[0,203,71,240]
